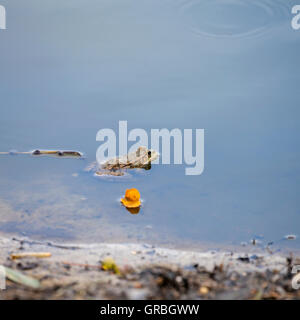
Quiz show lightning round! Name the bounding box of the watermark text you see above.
[96,121,204,176]
[0,4,6,30]
[292,265,300,290]
[292,5,300,30]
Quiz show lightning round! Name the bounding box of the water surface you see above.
[0,0,299,250]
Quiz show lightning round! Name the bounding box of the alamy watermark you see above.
[292,265,300,290]
[96,121,204,175]
[0,4,6,30]
[292,5,300,30]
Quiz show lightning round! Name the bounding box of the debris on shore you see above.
[1,266,40,289]
[10,252,52,260]
[0,237,299,300]
[101,257,121,275]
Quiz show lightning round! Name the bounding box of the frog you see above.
[0,146,158,177]
[84,146,159,177]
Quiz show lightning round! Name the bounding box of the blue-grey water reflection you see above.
[0,0,299,249]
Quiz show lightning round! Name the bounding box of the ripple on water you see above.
[173,0,291,39]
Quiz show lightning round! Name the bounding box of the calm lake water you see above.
[0,0,299,250]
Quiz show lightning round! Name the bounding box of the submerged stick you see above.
[0,151,31,155]
[0,149,83,158]
[61,261,102,269]
[12,237,80,250]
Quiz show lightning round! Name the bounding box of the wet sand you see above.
[0,236,299,300]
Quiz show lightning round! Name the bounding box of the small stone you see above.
[284,234,297,240]
[199,286,209,295]
[133,282,143,289]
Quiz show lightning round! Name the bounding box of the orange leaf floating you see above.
[121,188,141,208]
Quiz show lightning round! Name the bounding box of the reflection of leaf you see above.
[2,266,40,289]
[126,207,140,214]
[101,257,120,275]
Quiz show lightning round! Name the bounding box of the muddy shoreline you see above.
[0,236,299,300]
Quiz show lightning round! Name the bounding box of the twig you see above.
[12,238,80,250]
[61,261,102,269]
[10,252,52,260]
